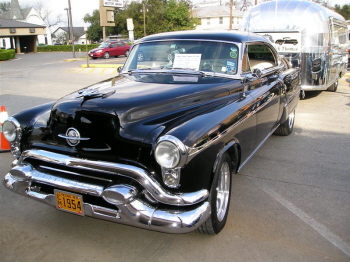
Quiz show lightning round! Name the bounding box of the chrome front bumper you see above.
[3,149,211,234]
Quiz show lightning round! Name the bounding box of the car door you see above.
[244,43,281,147]
[115,42,127,56]
[109,43,118,56]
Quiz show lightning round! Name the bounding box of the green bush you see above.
[37,44,99,52]
[0,49,16,61]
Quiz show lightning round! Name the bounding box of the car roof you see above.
[138,30,267,43]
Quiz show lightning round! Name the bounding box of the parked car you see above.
[88,41,130,59]
[3,30,300,235]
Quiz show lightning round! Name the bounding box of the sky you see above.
[17,0,349,29]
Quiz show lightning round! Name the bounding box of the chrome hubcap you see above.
[216,162,230,222]
[288,111,295,129]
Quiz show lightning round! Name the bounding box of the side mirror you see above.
[117,66,123,73]
[252,68,262,78]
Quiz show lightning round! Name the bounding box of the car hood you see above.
[31,74,241,161]
[89,48,104,53]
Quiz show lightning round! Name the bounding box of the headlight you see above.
[154,135,187,169]
[3,120,17,142]
[155,141,180,168]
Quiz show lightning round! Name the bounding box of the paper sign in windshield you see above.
[173,54,202,71]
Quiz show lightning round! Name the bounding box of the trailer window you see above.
[247,44,277,71]
[334,25,348,45]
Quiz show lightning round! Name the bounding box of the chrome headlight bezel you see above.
[2,117,22,158]
[3,117,21,143]
[154,135,188,188]
[154,135,188,169]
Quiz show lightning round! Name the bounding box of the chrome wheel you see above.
[196,153,233,235]
[103,52,110,59]
[288,110,295,130]
[216,161,231,222]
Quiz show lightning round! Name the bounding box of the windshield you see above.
[122,40,239,75]
[98,42,110,48]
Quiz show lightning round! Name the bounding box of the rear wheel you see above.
[274,109,295,136]
[103,52,110,59]
[197,153,232,235]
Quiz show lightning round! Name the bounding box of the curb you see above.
[80,64,122,68]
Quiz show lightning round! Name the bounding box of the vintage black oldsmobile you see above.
[3,31,300,234]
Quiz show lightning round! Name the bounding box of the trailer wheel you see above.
[327,80,338,92]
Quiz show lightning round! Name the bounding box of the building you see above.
[192,5,244,30]
[52,27,89,45]
[0,0,52,51]
[0,18,46,52]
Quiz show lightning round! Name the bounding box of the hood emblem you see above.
[58,127,90,146]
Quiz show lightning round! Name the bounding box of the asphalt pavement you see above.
[0,52,349,262]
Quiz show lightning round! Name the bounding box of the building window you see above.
[29,28,35,33]
[10,28,16,33]
[207,18,210,25]
[219,17,223,24]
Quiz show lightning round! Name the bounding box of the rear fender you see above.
[278,68,301,123]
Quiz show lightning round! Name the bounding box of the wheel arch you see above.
[212,140,241,175]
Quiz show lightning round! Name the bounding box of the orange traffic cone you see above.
[0,105,11,152]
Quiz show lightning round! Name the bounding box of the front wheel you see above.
[197,153,232,235]
[274,109,295,136]
[103,52,110,59]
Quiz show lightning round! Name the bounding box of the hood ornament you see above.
[76,87,115,99]
[58,127,90,146]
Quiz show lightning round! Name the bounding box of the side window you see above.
[117,42,125,47]
[111,43,117,48]
[247,44,277,71]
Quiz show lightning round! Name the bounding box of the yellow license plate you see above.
[55,190,84,216]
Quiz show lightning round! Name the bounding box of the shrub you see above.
[37,44,99,52]
[0,49,16,61]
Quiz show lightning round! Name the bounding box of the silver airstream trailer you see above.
[240,0,349,94]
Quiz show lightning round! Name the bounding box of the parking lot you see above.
[0,52,350,262]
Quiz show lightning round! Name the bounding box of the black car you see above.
[3,30,300,235]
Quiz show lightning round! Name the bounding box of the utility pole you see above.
[68,0,75,58]
[143,3,146,37]
[229,0,233,30]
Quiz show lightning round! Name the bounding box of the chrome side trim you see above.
[17,149,209,206]
[4,173,211,234]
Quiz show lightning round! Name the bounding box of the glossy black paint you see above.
[10,31,300,194]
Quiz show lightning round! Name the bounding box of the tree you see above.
[83,0,199,41]
[0,1,10,14]
[32,1,62,28]
[334,4,350,20]
[83,10,103,42]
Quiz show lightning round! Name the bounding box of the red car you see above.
[88,41,130,59]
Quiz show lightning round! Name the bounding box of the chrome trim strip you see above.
[17,149,209,206]
[3,173,211,234]
[9,164,104,196]
[58,134,90,140]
